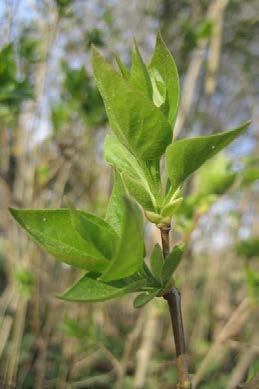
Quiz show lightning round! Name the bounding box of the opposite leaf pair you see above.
[10,195,183,307]
[9,198,142,300]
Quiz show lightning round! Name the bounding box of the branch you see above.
[160,225,192,388]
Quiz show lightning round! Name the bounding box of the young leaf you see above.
[150,244,164,282]
[105,171,126,236]
[104,134,157,209]
[70,209,119,260]
[115,54,130,79]
[166,121,250,190]
[161,244,184,285]
[124,279,148,293]
[60,272,127,302]
[149,32,180,126]
[161,197,183,217]
[121,172,155,211]
[9,209,109,272]
[100,197,144,281]
[141,261,161,287]
[92,46,172,160]
[133,288,161,308]
[130,41,152,98]
[194,154,236,196]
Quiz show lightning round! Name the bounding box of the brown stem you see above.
[160,225,192,388]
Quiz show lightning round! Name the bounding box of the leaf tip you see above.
[8,207,20,221]
[91,44,104,66]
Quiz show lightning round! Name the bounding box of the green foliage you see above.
[194,154,236,196]
[105,171,127,235]
[60,272,128,302]
[148,32,180,126]
[9,208,111,272]
[86,28,104,48]
[52,61,106,133]
[237,238,259,300]
[14,266,34,297]
[130,41,153,98]
[0,44,32,122]
[160,245,184,287]
[10,33,250,308]
[100,198,144,281]
[104,134,158,212]
[134,288,161,308]
[236,238,259,260]
[245,267,259,300]
[55,0,72,16]
[92,45,172,161]
[240,156,259,187]
[165,121,250,191]
[150,244,164,282]
[60,316,87,339]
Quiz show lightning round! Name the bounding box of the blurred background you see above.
[0,0,258,388]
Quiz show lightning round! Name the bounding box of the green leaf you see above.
[104,134,157,209]
[245,267,259,300]
[70,209,119,260]
[241,167,259,186]
[60,272,126,302]
[124,279,147,293]
[9,209,110,272]
[130,41,152,98]
[92,46,172,160]
[141,262,161,287]
[166,121,250,190]
[150,244,164,282]
[133,288,160,308]
[100,197,144,281]
[121,172,155,211]
[161,244,184,285]
[115,54,130,79]
[149,32,180,126]
[105,171,126,236]
[236,238,259,260]
[194,154,236,196]
[161,197,183,217]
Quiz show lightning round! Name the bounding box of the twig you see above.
[160,225,192,388]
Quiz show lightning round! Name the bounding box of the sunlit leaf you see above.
[60,272,127,302]
[149,32,180,126]
[92,46,171,160]
[9,209,110,272]
[150,244,164,282]
[70,209,119,260]
[122,172,155,211]
[130,41,152,98]
[100,198,144,281]
[104,134,158,210]
[166,121,250,190]
[161,244,184,285]
[105,171,126,236]
[115,54,130,79]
